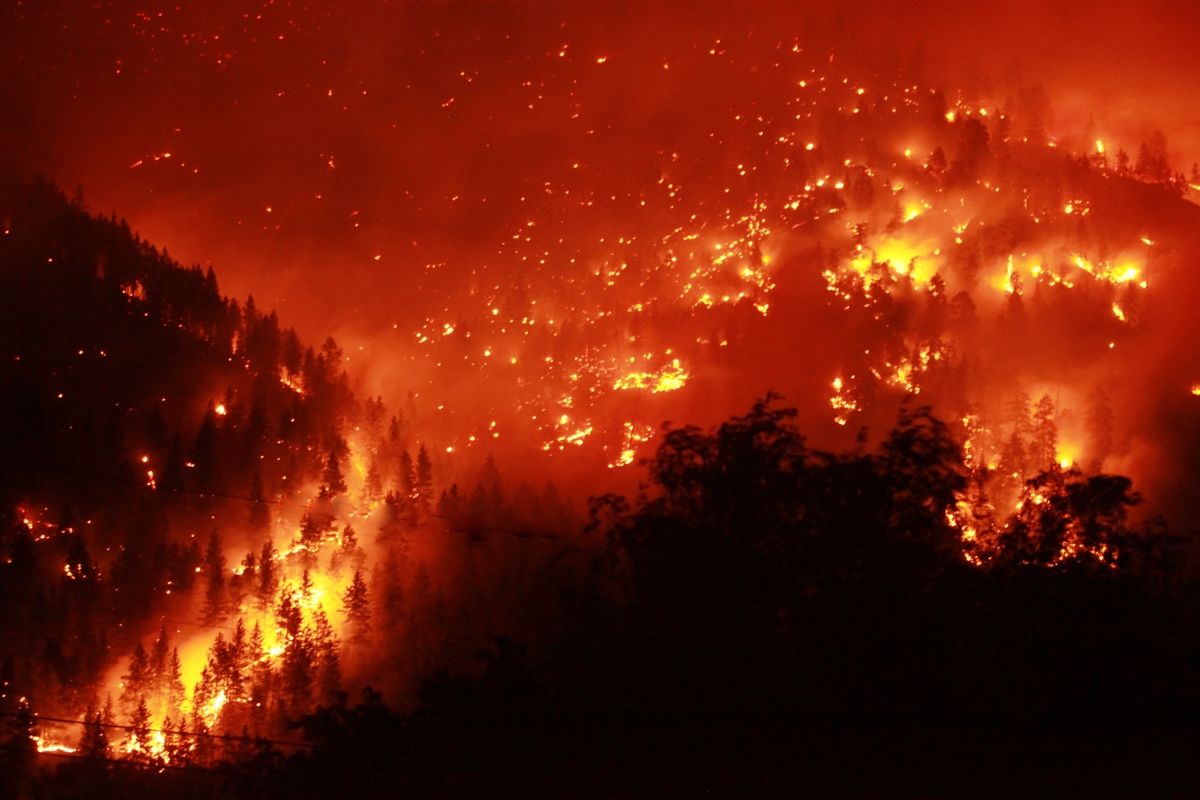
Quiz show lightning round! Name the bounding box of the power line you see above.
[0,710,311,750]
[18,460,283,504]
[2,742,233,775]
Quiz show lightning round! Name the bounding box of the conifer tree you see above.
[257,540,278,607]
[120,643,149,718]
[1032,393,1058,468]
[249,472,271,528]
[64,534,96,582]
[191,717,214,765]
[131,697,152,755]
[166,648,186,717]
[248,622,265,664]
[319,436,348,499]
[311,610,342,705]
[151,626,170,687]
[342,569,371,644]
[201,530,227,623]
[160,716,178,762]
[79,707,109,759]
[415,444,434,513]
[280,631,314,717]
[365,459,383,504]
[276,589,303,641]
[399,450,416,500]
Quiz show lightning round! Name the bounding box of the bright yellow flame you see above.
[1111,264,1140,283]
[1070,254,1141,286]
[829,376,858,426]
[995,254,1016,294]
[612,359,689,393]
[121,728,168,761]
[34,735,77,755]
[1055,443,1080,468]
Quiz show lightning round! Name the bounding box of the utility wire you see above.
[0,709,311,749]
[2,742,235,774]
[17,460,282,504]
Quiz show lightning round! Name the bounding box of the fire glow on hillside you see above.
[2,2,1200,794]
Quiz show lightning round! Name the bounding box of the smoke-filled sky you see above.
[5,1,1198,332]
[4,0,1200,518]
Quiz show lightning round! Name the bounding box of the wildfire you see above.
[339,44,1168,477]
[199,690,227,729]
[829,376,859,426]
[1071,254,1143,287]
[607,421,655,468]
[613,358,690,393]
[7,11,1199,791]
[121,729,168,761]
[546,423,594,451]
[280,372,305,394]
[34,735,78,755]
[1055,444,1080,469]
[902,201,926,223]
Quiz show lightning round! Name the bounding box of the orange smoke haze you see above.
[4,0,1200,518]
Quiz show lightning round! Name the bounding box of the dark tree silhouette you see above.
[342,569,371,644]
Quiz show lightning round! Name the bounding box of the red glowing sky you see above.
[5,1,1200,511]
[5,1,1198,347]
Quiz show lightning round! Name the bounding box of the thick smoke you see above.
[3,1,1199,522]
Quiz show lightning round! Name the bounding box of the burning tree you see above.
[201,530,228,624]
[342,569,372,645]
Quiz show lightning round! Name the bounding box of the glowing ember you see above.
[829,376,859,426]
[613,359,690,393]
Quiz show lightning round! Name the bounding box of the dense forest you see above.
[1,176,1196,797]
[3,2,1200,789]
[0,176,582,796]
